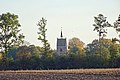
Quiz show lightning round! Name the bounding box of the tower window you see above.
[60,48,62,52]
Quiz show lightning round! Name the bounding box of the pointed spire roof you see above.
[60,27,63,38]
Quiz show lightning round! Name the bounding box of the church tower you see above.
[57,28,67,55]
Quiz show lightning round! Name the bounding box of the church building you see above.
[57,28,67,55]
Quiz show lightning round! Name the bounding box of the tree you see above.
[0,53,2,61]
[86,39,112,54]
[15,46,32,61]
[113,14,120,44]
[93,14,112,57]
[109,44,120,67]
[109,44,120,58]
[37,17,51,56]
[112,38,120,44]
[114,14,120,37]
[112,14,120,44]
[0,12,24,62]
[86,39,111,66]
[93,14,112,39]
[28,45,43,58]
[68,37,85,55]
[15,46,32,69]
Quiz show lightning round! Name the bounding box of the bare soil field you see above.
[0,68,120,80]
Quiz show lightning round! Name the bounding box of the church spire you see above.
[61,27,63,38]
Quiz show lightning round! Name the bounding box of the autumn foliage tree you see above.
[68,37,85,55]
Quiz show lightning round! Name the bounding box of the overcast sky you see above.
[0,0,120,49]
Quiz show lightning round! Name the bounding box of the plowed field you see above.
[0,69,120,80]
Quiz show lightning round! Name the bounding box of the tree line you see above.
[0,12,120,70]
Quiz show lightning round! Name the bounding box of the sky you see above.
[0,0,120,49]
